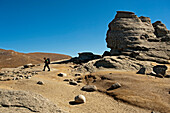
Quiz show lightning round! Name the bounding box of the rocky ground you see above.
[0,60,169,113]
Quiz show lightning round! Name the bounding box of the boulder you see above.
[74,95,86,103]
[0,89,67,113]
[81,85,97,92]
[153,65,168,76]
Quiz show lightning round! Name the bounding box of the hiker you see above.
[43,57,50,71]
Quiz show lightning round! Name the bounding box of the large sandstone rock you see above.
[106,11,170,64]
[0,89,67,113]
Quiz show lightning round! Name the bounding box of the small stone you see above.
[58,73,67,77]
[81,85,97,92]
[69,81,78,85]
[74,95,86,103]
[75,73,81,76]
[108,83,121,90]
[26,76,31,79]
[37,81,44,85]
[77,80,82,83]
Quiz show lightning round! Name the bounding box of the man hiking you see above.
[43,57,50,71]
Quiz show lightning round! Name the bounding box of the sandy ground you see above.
[0,61,169,113]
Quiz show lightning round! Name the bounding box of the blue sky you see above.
[0,0,169,56]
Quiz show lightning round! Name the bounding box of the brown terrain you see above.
[0,48,71,69]
[0,61,169,113]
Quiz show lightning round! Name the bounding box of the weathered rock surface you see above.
[0,89,67,113]
[106,11,170,64]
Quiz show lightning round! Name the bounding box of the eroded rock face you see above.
[0,89,67,113]
[106,11,170,64]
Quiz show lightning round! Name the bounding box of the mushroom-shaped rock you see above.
[81,85,97,92]
[74,95,86,104]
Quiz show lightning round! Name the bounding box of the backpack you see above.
[47,58,50,64]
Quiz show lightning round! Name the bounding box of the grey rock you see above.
[58,73,67,77]
[81,85,97,92]
[0,89,67,113]
[108,83,121,90]
[74,95,86,103]
[37,81,44,85]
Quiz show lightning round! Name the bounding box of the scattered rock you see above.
[81,85,97,92]
[23,64,35,68]
[69,81,78,85]
[74,95,86,104]
[75,73,81,76]
[136,67,146,74]
[77,80,82,83]
[107,83,121,90]
[37,81,44,85]
[25,76,31,79]
[58,73,67,77]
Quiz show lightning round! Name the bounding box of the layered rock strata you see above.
[106,11,170,64]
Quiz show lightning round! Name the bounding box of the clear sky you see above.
[0,0,169,56]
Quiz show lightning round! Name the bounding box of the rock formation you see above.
[70,11,169,73]
[106,11,170,64]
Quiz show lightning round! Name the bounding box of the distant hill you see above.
[0,49,71,69]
